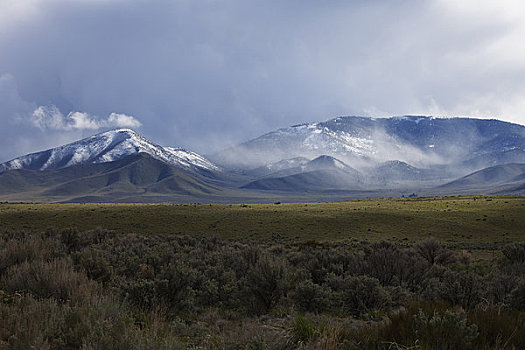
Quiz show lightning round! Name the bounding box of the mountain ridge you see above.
[0,153,224,200]
[209,116,525,174]
[0,116,524,202]
[0,128,219,175]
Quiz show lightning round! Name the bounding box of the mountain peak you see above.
[306,155,357,173]
[0,129,218,174]
[108,128,136,133]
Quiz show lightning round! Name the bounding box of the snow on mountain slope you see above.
[211,117,431,169]
[0,129,219,174]
[305,155,355,172]
[211,116,525,171]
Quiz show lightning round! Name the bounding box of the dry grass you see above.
[0,196,523,249]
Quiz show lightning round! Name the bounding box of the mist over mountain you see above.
[0,115,524,202]
[210,116,525,175]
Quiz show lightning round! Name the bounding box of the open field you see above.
[1,196,523,246]
[1,196,525,349]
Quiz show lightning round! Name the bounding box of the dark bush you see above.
[123,279,158,310]
[342,275,391,316]
[502,242,525,264]
[292,279,331,312]
[414,237,456,266]
[485,271,519,305]
[246,254,287,313]
[60,227,83,253]
[156,263,196,312]
[508,282,525,311]
[440,269,483,309]
[73,249,113,283]
[2,226,525,348]
[364,241,411,286]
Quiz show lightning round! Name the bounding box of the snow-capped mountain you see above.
[0,117,524,202]
[211,116,525,174]
[0,129,219,174]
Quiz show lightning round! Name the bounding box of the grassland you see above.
[1,196,523,246]
[1,196,525,349]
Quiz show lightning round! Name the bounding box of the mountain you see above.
[366,160,442,186]
[241,169,363,192]
[0,153,227,202]
[0,129,219,176]
[305,155,356,172]
[438,163,525,194]
[1,117,524,202]
[210,116,525,178]
[241,155,363,192]
[493,182,525,196]
[244,157,310,178]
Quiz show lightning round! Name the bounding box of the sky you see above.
[1,0,525,162]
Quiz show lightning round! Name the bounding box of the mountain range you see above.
[0,116,524,202]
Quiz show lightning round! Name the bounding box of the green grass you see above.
[1,196,523,247]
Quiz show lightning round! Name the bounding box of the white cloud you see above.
[31,105,142,131]
[108,112,142,128]
[0,73,143,162]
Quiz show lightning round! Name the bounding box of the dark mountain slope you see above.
[241,168,363,192]
[0,153,222,200]
[438,163,525,192]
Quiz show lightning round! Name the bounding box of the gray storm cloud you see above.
[0,0,525,162]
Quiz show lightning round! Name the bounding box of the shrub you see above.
[502,242,525,264]
[0,236,54,274]
[508,282,525,311]
[347,301,524,350]
[1,258,98,303]
[485,271,518,305]
[156,263,196,313]
[73,249,113,284]
[342,275,391,316]
[413,237,457,266]
[246,254,288,313]
[292,279,331,312]
[364,241,405,285]
[364,241,429,287]
[413,309,479,349]
[440,269,483,309]
[123,279,158,311]
[0,293,185,350]
[60,227,83,252]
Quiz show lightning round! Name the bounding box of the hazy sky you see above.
[1,0,525,161]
